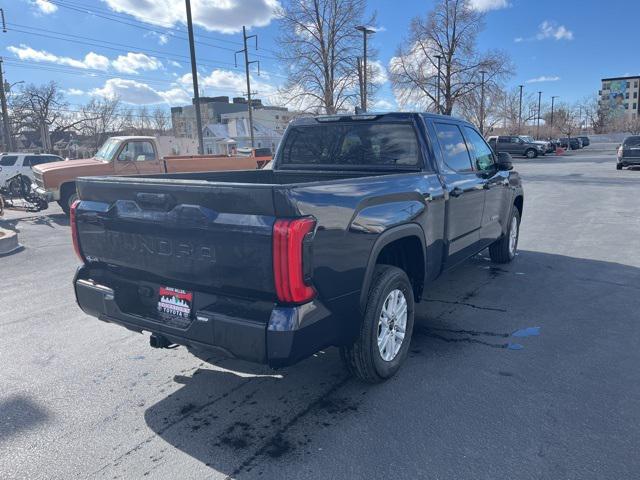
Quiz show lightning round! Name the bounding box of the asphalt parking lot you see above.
[1,148,639,480]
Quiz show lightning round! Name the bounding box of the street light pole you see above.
[435,55,442,114]
[550,95,558,137]
[185,0,204,155]
[518,84,524,133]
[355,25,375,111]
[536,91,542,140]
[479,70,487,135]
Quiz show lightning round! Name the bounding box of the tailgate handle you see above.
[136,192,173,209]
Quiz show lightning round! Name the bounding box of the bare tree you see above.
[276,0,375,114]
[79,97,121,150]
[12,82,68,152]
[151,107,169,133]
[554,104,580,139]
[389,0,512,115]
[582,94,610,134]
[456,85,504,133]
[620,116,640,135]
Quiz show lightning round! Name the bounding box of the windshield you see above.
[520,136,536,143]
[624,136,640,147]
[95,138,122,161]
[278,122,420,169]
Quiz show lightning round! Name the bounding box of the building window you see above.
[634,103,638,110]
[624,103,629,109]
[626,81,631,88]
[634,92,638,99]
[626,92,630,99]
[635,81,638,88]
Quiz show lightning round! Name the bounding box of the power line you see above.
[5,24,290,80]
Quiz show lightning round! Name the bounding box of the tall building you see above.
[600,76,640,121]
[171,96,262,138]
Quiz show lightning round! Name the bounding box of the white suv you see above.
[0,153,63,186]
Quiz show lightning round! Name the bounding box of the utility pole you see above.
[479,70,487,135]
[536,91,542,140]
[356,57,364,111]
[185,0,204,155]
[435,55,442,114]
[355,25,375,111]
[550,95,558,137]
[0,58,12,151]
[518,85,524,133]
[236,26,259,148]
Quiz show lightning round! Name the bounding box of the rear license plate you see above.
[157,287,193,325]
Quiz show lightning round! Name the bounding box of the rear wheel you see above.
[340,265,415,383]
[489,207,520,264]
[525,149,537,159]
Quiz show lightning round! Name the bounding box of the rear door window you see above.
[28,155,63,166]
[434,123,473,172]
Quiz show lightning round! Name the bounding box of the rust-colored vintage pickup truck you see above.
[33,136,271,214]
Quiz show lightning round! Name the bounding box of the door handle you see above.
[450,187,464,198]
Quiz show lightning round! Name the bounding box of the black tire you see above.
[340,265,415,383]
[58,185,78,216]
[616,163,623,170]
[525,148,537,159]
[489,207,521,264]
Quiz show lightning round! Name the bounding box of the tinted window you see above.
[464,127,495,171]
[0,155,18,166]
[118,141,156,161]
[254,147,272,157]
[624,136,640,147]
[27,155,63,166]
[434,123,472,172]
[280,122,420,168]
[497,136,509,143]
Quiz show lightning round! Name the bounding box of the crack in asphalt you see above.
[89,374,256,477]
[225,376,352,479]
[423,298,507,312]
[414,327,510,349]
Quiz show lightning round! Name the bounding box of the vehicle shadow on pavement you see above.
[0,395,50,445]
[142,250,640,479]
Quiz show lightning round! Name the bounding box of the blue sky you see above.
[4,0,640,111]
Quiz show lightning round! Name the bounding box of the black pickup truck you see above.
[71,113,524,382]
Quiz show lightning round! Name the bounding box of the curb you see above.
[0,227,21,255]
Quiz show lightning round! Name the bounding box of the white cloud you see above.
[145,31,170,45]
[103,0,280,34]
[91,78,191,105]
[7,44,110,70]
[526,76,561,83]
[514,37,524,43]
[369,60,388,86]
[30,0,57,14]
[112,52,162,74]
[169,60,183,68]
[536,21,573,40]
[372,98,396,111]
[65,88,86,96]
[179,68,277,97]
[468,0,510,11]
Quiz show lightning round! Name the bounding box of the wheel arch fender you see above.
[358,223,427,312]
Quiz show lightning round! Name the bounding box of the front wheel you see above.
[489,207,520,264]
[58,190,78,216]
[340,265,415,383]
[525,149,537,159]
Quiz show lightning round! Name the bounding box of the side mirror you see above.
[496,151,513,171]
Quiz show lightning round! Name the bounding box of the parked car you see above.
[577,136,590,147]
[617,135,640,170]
[487,135,546,158]
[71,112,524,382]
[519,135,554,154]
[558,137,581,150]
[0,153,63,186]
[32,136,272,214]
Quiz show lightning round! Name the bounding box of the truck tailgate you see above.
[75,176,277,298]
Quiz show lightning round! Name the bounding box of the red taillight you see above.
[273,217,316,304]
[70,199,85,262]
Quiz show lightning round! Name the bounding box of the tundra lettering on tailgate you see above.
[84,230,216,264]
